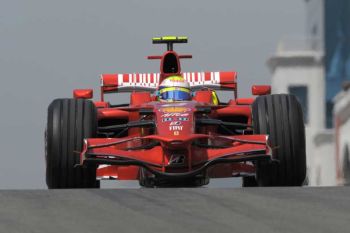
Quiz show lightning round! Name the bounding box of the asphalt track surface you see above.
[0,187,349,233]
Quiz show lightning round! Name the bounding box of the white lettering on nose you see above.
[169,126,183,131]
[161,113,189,117]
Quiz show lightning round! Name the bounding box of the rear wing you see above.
[100,71,237,95]
[184,71,237,91]
[101,73,160,93]
[100,71,237,100]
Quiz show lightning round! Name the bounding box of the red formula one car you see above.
[45,36,306,188]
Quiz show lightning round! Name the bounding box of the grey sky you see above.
[0,0,305,189]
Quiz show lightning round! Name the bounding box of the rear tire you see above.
[252,94,306,186]
[46,99,100,189]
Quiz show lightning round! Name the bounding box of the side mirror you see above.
[252,85,271,96]
[73,89,93,99]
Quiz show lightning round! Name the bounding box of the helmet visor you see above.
[159,87,191,101]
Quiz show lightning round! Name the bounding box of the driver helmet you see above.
[158,75,191,102]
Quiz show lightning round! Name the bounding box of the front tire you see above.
[252,94,306,186]
[46,99,100,189]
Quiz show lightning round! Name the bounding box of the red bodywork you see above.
[75,43,272,182]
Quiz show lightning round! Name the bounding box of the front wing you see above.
[80,134,272,179]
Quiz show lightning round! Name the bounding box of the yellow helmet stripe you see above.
[159,87,191,94]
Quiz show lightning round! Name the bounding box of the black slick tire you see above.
[46,98,100,189]
[252,94,306,186]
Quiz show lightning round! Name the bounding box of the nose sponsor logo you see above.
[162,117,173,122]
[170,121,181,125]
[161,113,189,117]
[159,107,190,113]
[169,125,183,131]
